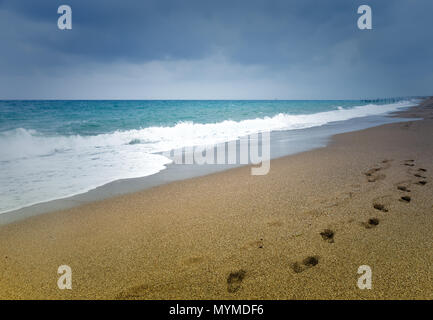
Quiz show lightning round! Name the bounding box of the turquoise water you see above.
[0,99,417,213]
[0,100,397,135]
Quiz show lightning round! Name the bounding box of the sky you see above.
[0,0,432,99]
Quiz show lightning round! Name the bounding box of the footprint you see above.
[372,195,393,211]
[363,218,379,229]
[303,256,319,267]
[418,168,427,172]
[365,168,381,176]
[414,173,426,178]
[364,161,393,182]
[403,160,415,167]
[395,179,412,189]
[417,181,427,186]
[255,239,264,249]
[400,196,411,203]
[381,159,393,169]
[397,185,411,192]
[320,229,335,243]
[365,168,384,182]
[115,284,149,299]
[365,160,393,182]
[227,270,246,293]
[373,203,388,212]
[367,174,386,182]
[244,239,264,249]
[291,256,320,273]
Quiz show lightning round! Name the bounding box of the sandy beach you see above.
[0,98,432,300]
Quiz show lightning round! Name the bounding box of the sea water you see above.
[0,99,417,214]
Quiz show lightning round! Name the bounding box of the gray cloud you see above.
[0,0,432,99]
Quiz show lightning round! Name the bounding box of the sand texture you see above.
[0,98,432,299]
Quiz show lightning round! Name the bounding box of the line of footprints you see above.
[226,159,429,293]
[370,159,428,218]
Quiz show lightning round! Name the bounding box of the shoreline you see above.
[0,98,432,299]
[0,102,419,225]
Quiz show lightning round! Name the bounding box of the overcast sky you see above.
[0,0,432,99]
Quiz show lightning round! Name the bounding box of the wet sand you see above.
[0,98,432,299]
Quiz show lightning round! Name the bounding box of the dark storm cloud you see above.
[1,0,351,64]
[0,0,432,99]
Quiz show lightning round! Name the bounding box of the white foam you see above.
[0,100,415,213]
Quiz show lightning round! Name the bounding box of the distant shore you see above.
[0,98,432,299]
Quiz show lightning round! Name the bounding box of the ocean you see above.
[0,99,418,214]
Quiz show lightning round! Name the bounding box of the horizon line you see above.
[0,96,427,102]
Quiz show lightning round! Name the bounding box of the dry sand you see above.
[0,98,432,299]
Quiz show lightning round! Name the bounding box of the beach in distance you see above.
[0,98,432,299]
